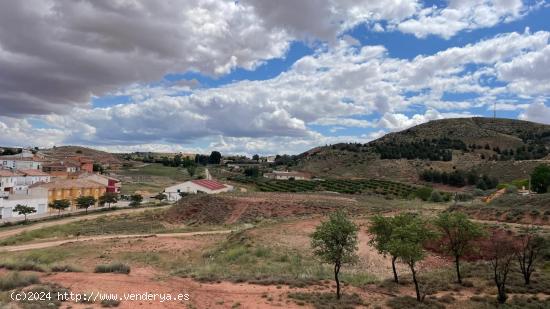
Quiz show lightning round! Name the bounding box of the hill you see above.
[41,145,123,168]
[295,117,550,183]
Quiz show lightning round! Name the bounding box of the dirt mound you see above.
[164,193,359,225]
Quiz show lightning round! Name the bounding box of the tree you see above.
[13,204,36,222]
[387,213,435,302]
[93,163,105,174]
[311,211,358,299]
[49,199,71,216]
[75,196,96,214]
[129,194,143,207]
[252,154,260,161]
[487,231,516,304]
[515,226,546,285]
[99,192,118,208]
[368,215,400,283]
[173,154,182,167]
[434,212,484,284]
[186,165,196,177]
[244,167,260,178]
[531,164,550,193]
[208,151,222,165]
[154,192,167,201]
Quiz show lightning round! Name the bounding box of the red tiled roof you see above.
[19,169,50,176]
[0,170,22,177]
[191,179,227,191]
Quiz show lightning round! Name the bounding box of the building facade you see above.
[31,179,106,211]
[164,179,233,201]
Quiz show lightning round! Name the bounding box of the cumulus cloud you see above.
[519,99,550,124]
[14,30,542,154]
[1,0,537,116]
[0,0,290,115]
[397,0,532,39]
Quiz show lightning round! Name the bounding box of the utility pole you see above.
[494,102,496,120]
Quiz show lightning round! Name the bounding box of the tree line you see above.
[420,169,499,190]
[312,211,547,304]
[374,138,467,161]
[469,143,549,161]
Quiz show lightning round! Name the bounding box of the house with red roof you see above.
[164,179,233,201]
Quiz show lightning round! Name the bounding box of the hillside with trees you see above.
[295,117,550,183]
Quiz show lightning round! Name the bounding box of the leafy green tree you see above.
[187,165,196,177]
[49,199,71,216]
[93,163,105,173]
[387,213,435,302]
[208,151,222,164]
[129,194,143,207]
[516,226,546,285]
[252,154,260,161]
[99,192,118,208]
[13,204,36,222]
[173,154,182,167]
[434,212,484,284]
[311,211,358,299]
[244,167,261,178]
[75,196,96,214]
[368,215,400,283]
[531,164,550,193]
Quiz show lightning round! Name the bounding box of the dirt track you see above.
[0,206,171,240]
[0,230,232,252]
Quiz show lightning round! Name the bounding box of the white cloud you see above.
[397,0,532,39]
[13,30,540,154]
[519,99,550,124]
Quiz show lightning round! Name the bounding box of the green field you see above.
[116,163,202,194]
[254,178,420,197]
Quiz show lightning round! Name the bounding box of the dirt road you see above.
[0,230,232,252]
[0,206,172,240]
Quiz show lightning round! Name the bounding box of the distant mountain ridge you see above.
[295,117,550,183]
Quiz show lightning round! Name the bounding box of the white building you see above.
[0,187,48,220]
[164,179,233,201]
[0,156,47,170]
[1,169,52,197]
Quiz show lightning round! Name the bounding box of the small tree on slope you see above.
[311,210,358,300]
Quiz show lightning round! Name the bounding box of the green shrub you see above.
[50,264,82,272]
[0,260,47,272]
[415,187,433,201]
[0,272,40,291]
[94,262,131,274]
[430,191,443,202]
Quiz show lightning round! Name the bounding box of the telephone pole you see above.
[493,102,496,120]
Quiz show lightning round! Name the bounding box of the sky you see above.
[0,0,549,155]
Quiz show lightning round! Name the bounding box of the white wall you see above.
[0,196,48,219]
[164,182,232,201]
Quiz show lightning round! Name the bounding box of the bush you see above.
[415,187,433,201]
[387,296,444,309]
[0,261,46,272]
[51,264,82,272]
[94,262,131,274]
[430,191,443,202]
[288,292,364,309]
[0,272,40,291]
[101,299,121,307]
